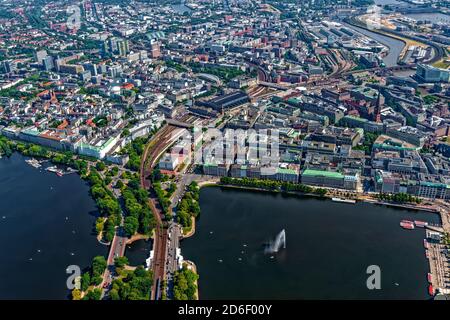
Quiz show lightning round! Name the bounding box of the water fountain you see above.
[265,229,286,254]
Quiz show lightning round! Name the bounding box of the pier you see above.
[425,201,450,297]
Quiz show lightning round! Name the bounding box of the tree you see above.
[95,217,105,235]
[134,188,148,204]
[92,256,107,277]
[109,288,120,300]
[104,176,112,185]
[124,216,139,237]
[91,275,103,286]
[72,289,82,300]
[104,221,115,242]
[115,180,124,189]
[150,168,162,182]
[81,272,91,292]
[91,184,107,199]
[173,265,198,300]
[114,256,129,268]
[122,129,130,137]
[109,266,153,300]
[111,166,119,176]
[84,288,102,300]
[96,161,106,171]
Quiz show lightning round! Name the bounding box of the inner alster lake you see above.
[182,187,439,299]
[0,153,439,299]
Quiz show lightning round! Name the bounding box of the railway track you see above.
[139,125,174,300]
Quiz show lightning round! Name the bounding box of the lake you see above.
[182,187,438,299]
[0,153,107,299]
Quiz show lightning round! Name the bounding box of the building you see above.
[301,169,360,190]
[159,153,179,171]
[197,91,250,112]
[275,164,300,182]
[34,50,48,64]
[117,40,129,56]
[416,64,450,83]
[203,163,229,176]
[1,60,17,74]
[43,56,54,71]
[150,41,161,58]
[417,181,450,199]
[230,164,248,178]
[78,135,120,159]
[386,126,427,147]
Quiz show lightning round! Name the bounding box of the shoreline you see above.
[182,180,443,300]
[345,17,407,63]
[0,152,108,299]
[126,232,152,245]
[182,181,441,300]
[214,182,441,215]
[183,260,199,300]
[182,217,196,239]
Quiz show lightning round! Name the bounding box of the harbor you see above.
[398,218,450,297]
[45,165,78,177]
[24,157,78,177]
[425,239,449,296]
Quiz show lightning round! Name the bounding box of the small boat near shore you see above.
[331,197,356,204]
[414,220,428,228]
[427,273,432,283]
[25,158,42,169]
[428,284,434,296]
[45,166,65,177]
[400,220,415,230]
[424,239,428,249]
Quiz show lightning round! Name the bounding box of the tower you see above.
[374,89,382,123]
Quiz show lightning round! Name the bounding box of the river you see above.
[0,153,107,299]
[182,187,439,299]
[374,0,403,4]
[344,22,405,67]
[405,13,450,24]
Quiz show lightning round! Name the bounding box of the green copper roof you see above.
[302,169,344,179]
[419,181,450,189]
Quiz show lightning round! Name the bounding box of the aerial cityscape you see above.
[0,0,450,303]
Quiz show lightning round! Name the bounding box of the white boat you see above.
[331,197,356,204]
[45,166,58,172]
[25,158,42,168]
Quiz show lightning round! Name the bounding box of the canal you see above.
[182,187,439,299]
[344,22,406,67]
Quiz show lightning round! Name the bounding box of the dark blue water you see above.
[182,187,439,299]
[0,153,107,299]
[126,239,152,267]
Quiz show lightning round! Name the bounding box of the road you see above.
[165,223,182,299]
[100,228,127,297]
